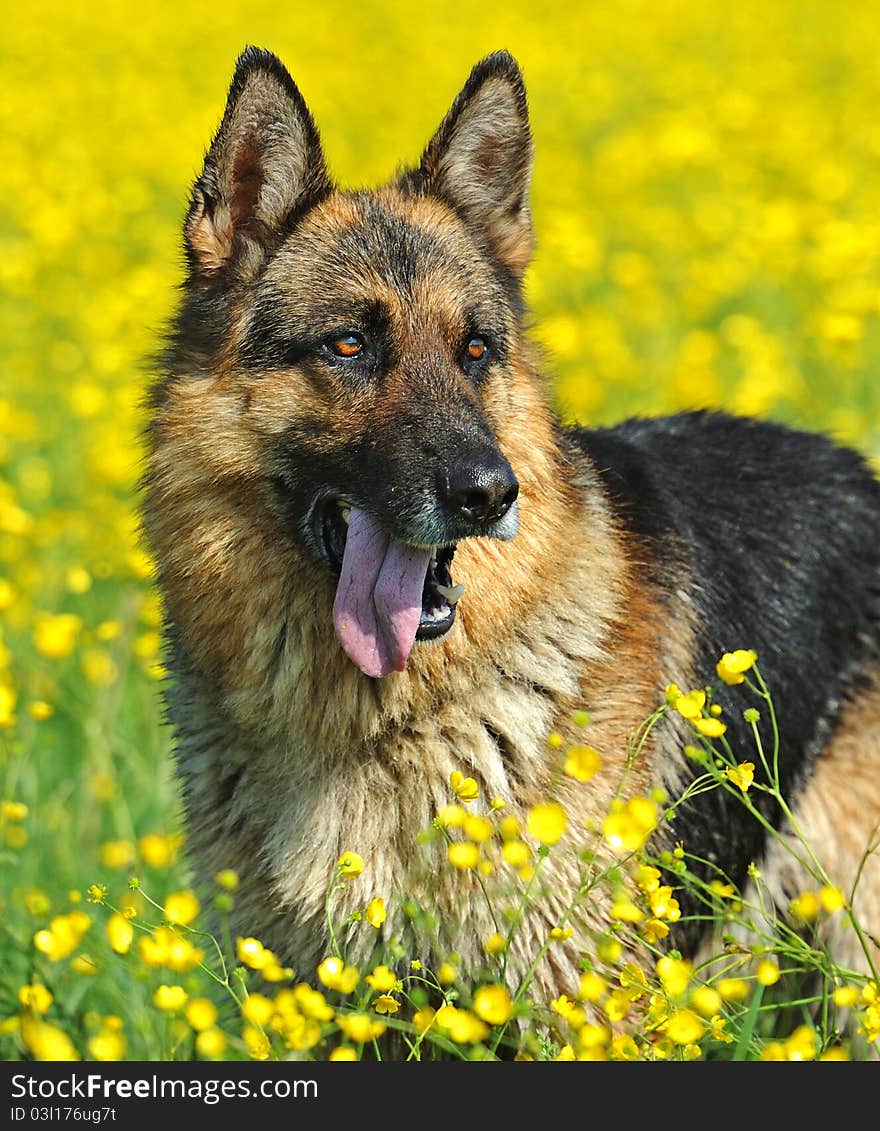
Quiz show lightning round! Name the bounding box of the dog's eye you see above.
[465,336,488,362]
[328,334,364,358]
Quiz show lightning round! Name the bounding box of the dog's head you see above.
[155,48,555,680]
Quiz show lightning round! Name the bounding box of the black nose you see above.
[443,447,519,526]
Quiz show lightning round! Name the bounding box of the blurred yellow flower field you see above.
[2,0,880,1062]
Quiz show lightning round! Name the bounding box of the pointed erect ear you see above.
[415,51,533,278]
[185,47,331,279]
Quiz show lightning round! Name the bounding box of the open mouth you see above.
[321,499,464,677]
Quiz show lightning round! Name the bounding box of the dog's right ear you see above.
[184,47,331,280]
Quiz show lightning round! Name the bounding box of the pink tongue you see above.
[332,507,432,678]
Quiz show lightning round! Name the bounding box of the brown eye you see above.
[466,336,487,361]
[330,334,363,358]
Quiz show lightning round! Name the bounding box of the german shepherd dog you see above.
[145,46,880,1038]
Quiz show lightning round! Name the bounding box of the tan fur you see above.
[742,672,880,978]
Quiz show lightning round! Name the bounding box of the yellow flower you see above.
[404,1009,433,1041]
[472,984,514,1026]
[672,688,706,719]
[716,649,757,685]
[18,983,53,1014]
[635,864,661,892]
[447,841,480,869]
[185,998,218,1032]
[0,685,17,729]
[106,913,134,955]
[602,796,658,853]
[243,1025,271,1060]
[81,648,117,686]
[789,890,821,922]
[20,1015,78,1061]
[365,964,397,993]
[611,1033,641,1060]
[485,932,507,956]
[242,994,274,1027]
[463,814,494,842]
[329,1046,358,1061]
[164,890,200,926]
[335,1012,386,1044]
[784,1025,818,1061]
[2,799,28,821]
[289,984,334,1022]
[819,885,846,913]
[214,868,239,890]
[139,927,203,972]
[756,959,780,986]
[316,957,359,994]
[610,898,643,923]
[365,897,386,928]
[34,913,91,961]
[694,717,727,738]
[642,918,670,945]
[373,994,400,1015]
[153,985,188,1012]
[501,839,531,867]
[88,1029,126,1061]
[337,851,364,878]
[434,1005,489,1044]
[665,1009,705,1045]
[99,840,135,870]
[551,994,584,1026]
[436,962,458,986]
[34,613,82,659]
[656,956,693,997]
[833,986,860,1008]
[577,971,606,1003]
[138,832,181,868]
[549,926,573,942]
[526,801,568,845]
[563,744,603,782]
[449,770,479,803]
[70,953,98,976]
[195,1028,227,1058]
[619,964,649,999]
[725,761,755,792]
[437,803,467,827]
[648,886,681,922]
[236,936,273,970]
[689,985,723,1017]
[717,978,750,1002]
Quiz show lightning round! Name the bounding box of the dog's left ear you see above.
[415,51,533,278]
[185,46,331,281]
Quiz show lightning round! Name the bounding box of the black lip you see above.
[318,500,460,642]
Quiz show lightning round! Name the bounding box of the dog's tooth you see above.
[340,507,350,525]
[435,582,465,605]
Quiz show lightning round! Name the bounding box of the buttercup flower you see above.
[526,801,568,845]
[725,762,755,792]
[472,984,514,1026]
[365,897,387,928]
[449,771,479,803]
[716,649,757,685]
[337,851,364,878]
